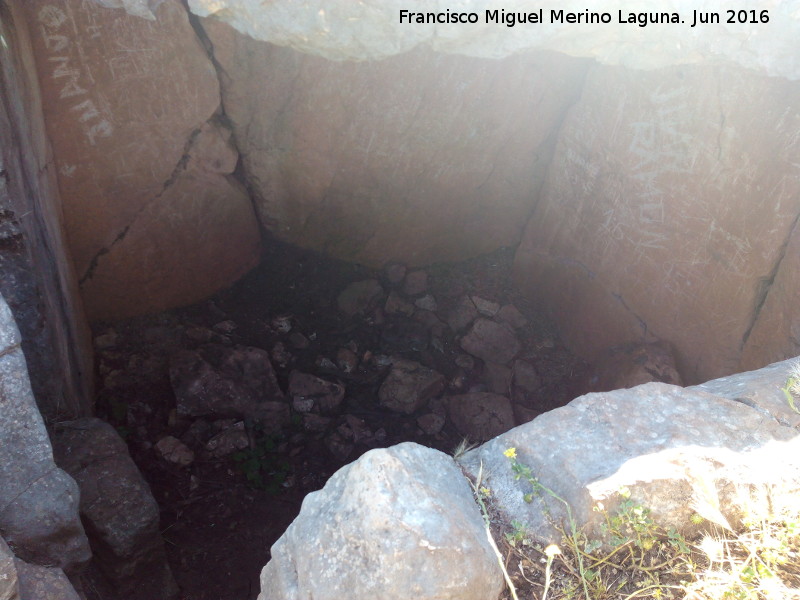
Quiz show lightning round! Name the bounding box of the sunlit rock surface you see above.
[188,0,800,79]
[514,64,800,383]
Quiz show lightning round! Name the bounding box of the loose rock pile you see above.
[87,242,588,597]
[93,244,588,474]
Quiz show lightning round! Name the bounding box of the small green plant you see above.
[501,448,695,600]
[505,446,593,600]
[505,519,532,548]
[232,428,291,494]
[493,448,800,600]
[781,360,800,414]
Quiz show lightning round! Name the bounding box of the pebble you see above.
[155,436,195,467]
[213,320,237,334]
[271,315,293,333]
[384,291,415,316]
[336,348,359,373]
[417,413,445,435]
[471,296,500,317]
[414,294,438,312]
[206,428,250,458]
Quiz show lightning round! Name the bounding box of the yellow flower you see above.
[503,447,517,459]
[544,544,561,558]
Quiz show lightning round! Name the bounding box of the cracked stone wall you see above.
[199,18,589,266]
[21,0,261,321]
[514,65,800,383]
[14,0,800,383]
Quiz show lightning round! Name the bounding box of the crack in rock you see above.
[78,128,202,285]
[740,210,800,350]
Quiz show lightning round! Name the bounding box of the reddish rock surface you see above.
[447,392,515,443]
[22,0,260,320]
[200,18,588,267]
[588,342,683,392]
[459,318,521,365]
[514,64,800,383]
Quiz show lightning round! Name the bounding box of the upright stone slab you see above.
[514,64,800,383]
[53,418,177,600]
[22,0,261,320]
[200,17,589,267]
[740,226,800,372]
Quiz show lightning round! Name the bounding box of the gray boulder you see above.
[258,442,503,600]
[460,381,798,542]
[0,536,18,600]
[52,418,177,600]
[14,559,81,600]
[0,295,90,570]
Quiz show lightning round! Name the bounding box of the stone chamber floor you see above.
[85,235,591,600]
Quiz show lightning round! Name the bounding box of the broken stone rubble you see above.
[82,249,589,595]
[169,344,288,428]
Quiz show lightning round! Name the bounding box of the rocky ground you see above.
[86,236,590,600]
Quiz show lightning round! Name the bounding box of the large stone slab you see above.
[514,64,800,383]
[460,382,798,542]
[22,0,261,320]
[259,443,503,600]
[53,418,177,600]
[0,295,90,571]
[200,18,588,267]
